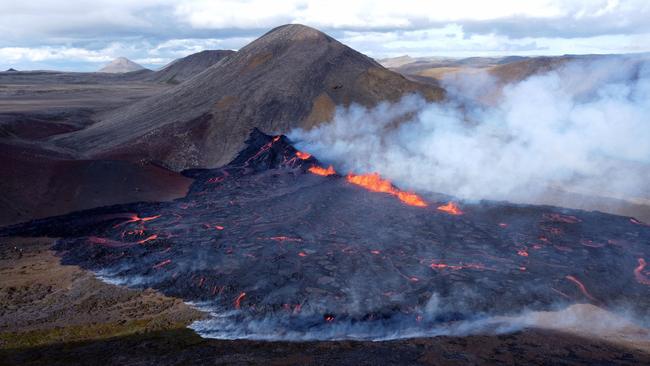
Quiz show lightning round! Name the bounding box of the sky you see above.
[1,0,649,71]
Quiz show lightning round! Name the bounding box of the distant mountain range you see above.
[380,53,650,87]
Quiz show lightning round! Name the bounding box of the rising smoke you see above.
[290,56,650,205]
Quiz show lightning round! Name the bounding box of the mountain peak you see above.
[267,24,328,40]
[98,57,146,73]
[246,24,332,50]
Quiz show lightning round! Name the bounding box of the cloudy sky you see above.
[1,0,649,71]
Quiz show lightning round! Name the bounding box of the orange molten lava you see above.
[565,275,597,302]
[295,151,311,160]
[153,259,171,269]
[113,214,161,228]
[437,202,463,215]
[137,234,158,245]
[346,173,427,207]
[634,258,650,285]
[234,292,246,309]
[308,165,336,176]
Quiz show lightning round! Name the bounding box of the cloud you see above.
[0,46,112,63]
[0,37,247,71]
[2,0,650,70]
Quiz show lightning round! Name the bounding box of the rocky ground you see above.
[2,131,650,364]
[1,237,649,365]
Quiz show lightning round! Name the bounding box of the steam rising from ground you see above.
[188,298,650,342]
[290,57,650,204]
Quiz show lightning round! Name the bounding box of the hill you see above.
[99,57,147,73]
[57,24,444,170]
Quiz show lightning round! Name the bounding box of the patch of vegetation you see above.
[0,318,192,350]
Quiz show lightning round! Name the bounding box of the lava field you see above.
[3,129,650,340]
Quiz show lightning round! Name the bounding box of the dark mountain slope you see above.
[151,50,235,84]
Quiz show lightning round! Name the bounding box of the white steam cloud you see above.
[290,57,650,206]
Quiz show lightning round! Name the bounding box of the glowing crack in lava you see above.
[346,172,427,207]
[437,202,463,215]
[234,292,247,310]
[112,214,161,228]
[308,165,336,176]
[565,275,598,302]
[153,259,172,269]
[635,258,650,285]
[3,129,650,341]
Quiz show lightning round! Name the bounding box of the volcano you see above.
[4,129,649,341]
[54,24,444,170]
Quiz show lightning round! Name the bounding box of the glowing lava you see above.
[295,151,311,160]
[437,202,463,215]
[113,214,161,228]
[153,259,172,269]
[346,173,427,207]
[634,258,650,285]
[308,165,336,176]
[565,275,598,302]
[136,234,158,245]
[234,292,246,310]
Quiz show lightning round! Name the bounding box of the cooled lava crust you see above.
[3,128,650,339]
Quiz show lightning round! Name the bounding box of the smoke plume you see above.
[290,56,650,205]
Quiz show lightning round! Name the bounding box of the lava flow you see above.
[308,165,336,176]
[112,214,161,228]
[437,202,463,215]
[234,292,247,310]
[295,151,312,160]
[565,275,598,302]
[3,128,650,341]
[635,258,650,285]
[346,172,427,207]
